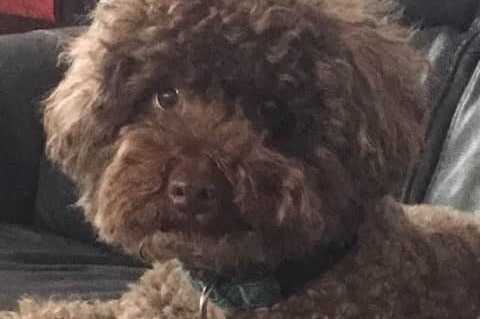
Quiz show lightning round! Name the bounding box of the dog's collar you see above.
[190,272,283,310]
[185,235,357,311]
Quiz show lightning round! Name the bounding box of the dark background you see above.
[0,0,96,35]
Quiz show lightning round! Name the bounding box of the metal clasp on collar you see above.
[199,284,215,319]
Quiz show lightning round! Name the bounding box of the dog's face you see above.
[44,0,426,272]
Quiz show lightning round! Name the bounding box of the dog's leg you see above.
[116,261,226,319]
[0,299,118,319]
[0,261,225,319]
[0,311,19,319]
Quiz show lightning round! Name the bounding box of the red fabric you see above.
[0,0,56,21]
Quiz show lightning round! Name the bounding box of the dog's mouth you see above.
[156,208,253,238]
[139,222,268,272]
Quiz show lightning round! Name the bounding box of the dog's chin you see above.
[139,228,272,274]
[156,208,253,239]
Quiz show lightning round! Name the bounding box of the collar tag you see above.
[187,234,357,311]
[199,285,215,319]
[190,274,283,310]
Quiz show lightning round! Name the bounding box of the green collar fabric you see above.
[185,235,357,310]
[189,272,283,309]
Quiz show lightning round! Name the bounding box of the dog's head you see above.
[44,0,427,272]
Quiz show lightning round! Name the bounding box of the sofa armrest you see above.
[399,0,479,31]
[0,28,80,224]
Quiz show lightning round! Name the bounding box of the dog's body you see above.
[118,204,480,319]
[2,0,480,318]
[5,203,480,318]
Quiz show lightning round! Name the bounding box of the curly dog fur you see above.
[2,0,480,318]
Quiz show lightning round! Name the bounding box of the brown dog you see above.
[2,0,480,318]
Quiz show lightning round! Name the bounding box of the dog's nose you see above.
[167,157,227,214]
[168,180,216,209]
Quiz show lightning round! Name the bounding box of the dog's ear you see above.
[315,20,428,196]
[43,30,136,216]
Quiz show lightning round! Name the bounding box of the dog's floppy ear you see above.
[315,20,428,196]
[43,30,135,216]
[44,0,155,192]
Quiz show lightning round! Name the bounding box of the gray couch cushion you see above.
[402,20,480,205]
[0,29,145,310]
[0,30,64,224]
[0,27,97,242]
[34,156,97,244]
[423,60,480,213]
[0,224,145,311]
[399,0,479,31]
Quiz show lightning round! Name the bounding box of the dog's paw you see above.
[0,311,19,319]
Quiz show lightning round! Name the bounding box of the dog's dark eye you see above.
[257,100,297,141]
[258,101,279,120]
[153,88,179,110]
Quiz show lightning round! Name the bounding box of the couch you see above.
[0,28,145,310]
[0,0,479,311]
[0,0,96,35]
